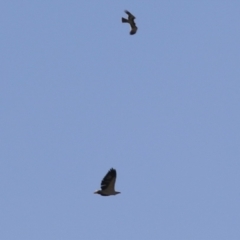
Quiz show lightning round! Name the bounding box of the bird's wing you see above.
[125,10,136,20]
[101,168,117,191]
[130,27,137,35]
[130,21,137,29]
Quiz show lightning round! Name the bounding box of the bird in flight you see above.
[122,10,138,35]
[94,168,120,196]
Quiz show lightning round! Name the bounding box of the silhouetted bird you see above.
[94,168,121,196]
[122,10,138,35]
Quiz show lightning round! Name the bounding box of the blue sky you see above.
[1,1,240,239]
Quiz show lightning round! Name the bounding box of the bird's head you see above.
[94,190,101,194]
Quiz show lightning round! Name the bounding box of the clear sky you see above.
[1,1,240,239]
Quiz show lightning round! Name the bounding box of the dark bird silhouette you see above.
[94,168,120,196]
[122,10,138,35]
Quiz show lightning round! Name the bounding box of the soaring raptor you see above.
[122,10,138,35]
[94,168,120,196]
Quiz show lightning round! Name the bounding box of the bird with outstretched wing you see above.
[94,168,120,196]
[122,10,138,35]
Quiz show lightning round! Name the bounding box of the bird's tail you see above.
[122,17,128,23]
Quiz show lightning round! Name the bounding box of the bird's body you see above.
[94,168,120,196]
[122,10,138,35]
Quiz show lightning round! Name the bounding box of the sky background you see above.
[1,1,240,239]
